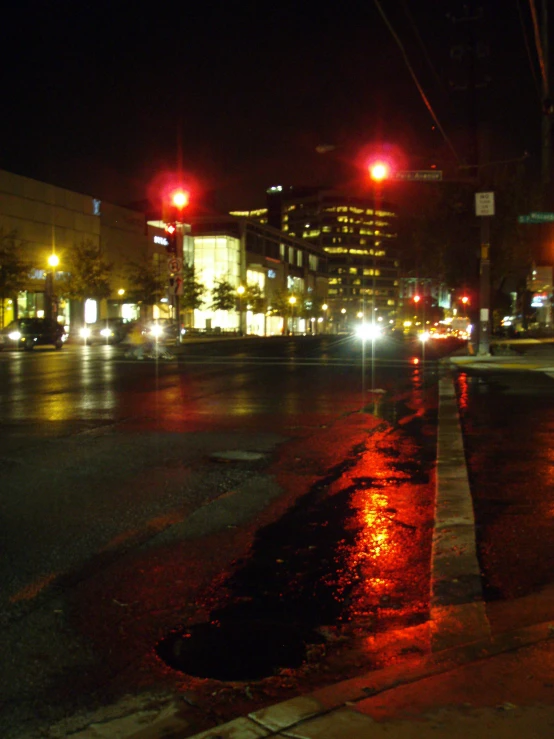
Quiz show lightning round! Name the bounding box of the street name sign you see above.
[393,170,443,182]
[518,212,554,224]
[475,192,495,216]
[530,212,554,222]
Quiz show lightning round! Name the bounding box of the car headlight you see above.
[150,325,164,338]
[419,331,430,342]
[80,327,91,338]
[356,323,382,341]
[100,328,113,337]
[8,331,22,340]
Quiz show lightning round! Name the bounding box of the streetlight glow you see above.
[237,285,245,295]
[48,254,59,268]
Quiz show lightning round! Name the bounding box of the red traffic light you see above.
[369,161,390,182]
[163,223,177,254]
[461,296,469,304]
[171,190,189,209]
[413,294,421,303]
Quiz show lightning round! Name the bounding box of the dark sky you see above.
[0,0,544,213]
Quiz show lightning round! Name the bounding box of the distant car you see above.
[0,318,67,350]
[79,318,134,344]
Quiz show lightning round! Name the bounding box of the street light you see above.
[46,254,59,322]
[288,295,297,335]
[237,285,245,335]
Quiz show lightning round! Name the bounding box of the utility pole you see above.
[540,0,551,203]
[450,1,492,354]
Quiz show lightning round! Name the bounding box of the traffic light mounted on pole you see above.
[164,223,177,255]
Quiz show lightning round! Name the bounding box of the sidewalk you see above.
[444,338,554,373]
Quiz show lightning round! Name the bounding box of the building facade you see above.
[0,169,327,336]
[0,168,177,329]
[186,216,328,335]
[234,186,400,331]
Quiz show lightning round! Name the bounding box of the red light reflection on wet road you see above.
[332,426,435,637]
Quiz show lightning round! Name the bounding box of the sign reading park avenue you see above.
[393,170,443,182]
[518,212,554,224]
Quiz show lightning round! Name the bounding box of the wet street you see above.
[1,336,554,737]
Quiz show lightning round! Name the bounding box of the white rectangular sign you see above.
[475,192,495,216]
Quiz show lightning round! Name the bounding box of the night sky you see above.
[0,0,544,213]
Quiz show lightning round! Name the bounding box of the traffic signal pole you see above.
[478,215,491,355]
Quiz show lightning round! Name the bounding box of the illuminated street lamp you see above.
[46,254,60,322]
[288,295,297,335]
[237,285,245,335]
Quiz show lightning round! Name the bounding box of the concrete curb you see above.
[184,619,554,739]
[429,377,489,652]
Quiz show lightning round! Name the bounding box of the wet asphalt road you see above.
[3,335,549,736]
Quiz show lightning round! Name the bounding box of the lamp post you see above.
[321,303,328,334]
[46,254,59,322]
[237,285,245,335]
[288,295,297,335]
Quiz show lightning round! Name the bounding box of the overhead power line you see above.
[528,0,547,94]
[373,0,463,165]
[516,0,541,100]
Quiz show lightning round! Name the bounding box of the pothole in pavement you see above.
[157,394,436,682]
[156,619,323,681]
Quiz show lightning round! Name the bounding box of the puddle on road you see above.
[157,375,436,681]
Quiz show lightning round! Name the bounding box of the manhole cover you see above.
[156,619,320,681]
[210,451,266,462]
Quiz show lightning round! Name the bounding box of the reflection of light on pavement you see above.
[457,372,469,412]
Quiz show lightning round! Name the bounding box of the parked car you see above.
[79,318,134,344]
[0,318,67,350]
